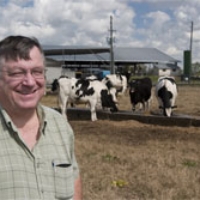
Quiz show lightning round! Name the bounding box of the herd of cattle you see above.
[51,74,178,121]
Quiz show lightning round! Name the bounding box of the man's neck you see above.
[7,108,38,129]
[9,109,40,150]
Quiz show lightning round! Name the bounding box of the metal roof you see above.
[114,47,179,63]
[43,45,110,55]
[43,46,179,65]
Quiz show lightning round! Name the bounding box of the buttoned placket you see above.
[32,124,46,200]
[34,155,45,199]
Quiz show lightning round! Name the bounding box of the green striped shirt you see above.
[0,104,79,200]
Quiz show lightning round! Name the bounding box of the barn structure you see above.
[43,45,181,84]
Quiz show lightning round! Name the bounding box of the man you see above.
[0,35,82,200]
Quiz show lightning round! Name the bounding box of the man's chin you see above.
[18,102,38,110]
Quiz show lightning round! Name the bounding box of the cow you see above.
[102,74,127,97]
[155,76,178,117]
[128,77,152,112]
[51,77,118,121]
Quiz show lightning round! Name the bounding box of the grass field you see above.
[41,84,200,200]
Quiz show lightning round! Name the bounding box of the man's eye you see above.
[32,70,43,75]
[9,72,24,77]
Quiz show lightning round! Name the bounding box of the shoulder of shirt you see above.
[39,105,66,120]
[40,105,74,132]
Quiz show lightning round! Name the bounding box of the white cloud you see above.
[146,11,170,27]
[0,0,200,65]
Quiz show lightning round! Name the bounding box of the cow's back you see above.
[156,76,177,98]
[155,76,178,116]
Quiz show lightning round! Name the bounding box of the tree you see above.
[192,62,200,75]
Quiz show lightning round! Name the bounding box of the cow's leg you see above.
[147,96,152,111]
[96,100,102,110]
[132,104,136,111]
[89,101,97,121]
[142,102,146,111]
[139,102,144,110]
[70,102,75,107]
[146,98,151,111]
[169,96,177,116]
[59,95,68,120]
[170,95,177,109]
[85,103,90,108]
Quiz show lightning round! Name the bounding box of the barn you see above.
[43,46,180,84]
[153,63,181,77]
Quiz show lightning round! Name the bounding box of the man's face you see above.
[0,46,45,113]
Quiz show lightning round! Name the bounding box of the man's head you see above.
[0,35,46,115]
[0,35,45,65]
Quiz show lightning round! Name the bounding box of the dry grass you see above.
[41,85,200,200]
[73,121,200,200]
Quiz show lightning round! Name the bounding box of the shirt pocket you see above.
[52,159,74,199]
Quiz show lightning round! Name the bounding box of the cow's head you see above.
[159,105,177,117]
[100,89,118,112]
[109,87,118,103]
[128,80,139,93]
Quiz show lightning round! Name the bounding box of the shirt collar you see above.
[37,104,47,135]
[0,106,14,130]
[0,104,47,134]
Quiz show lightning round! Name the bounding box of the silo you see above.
[183,50,191,78]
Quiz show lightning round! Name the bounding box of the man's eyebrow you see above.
[7,66,44,70]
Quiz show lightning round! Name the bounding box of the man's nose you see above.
[22,72,36,84]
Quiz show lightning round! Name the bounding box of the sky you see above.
[0,0,200,68]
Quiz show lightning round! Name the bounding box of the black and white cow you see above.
[51,77,118,121]
[128,77,152,111]
[102,74,127,97]
[155,76,178,117]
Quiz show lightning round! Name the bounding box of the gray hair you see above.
[0,35,45,67]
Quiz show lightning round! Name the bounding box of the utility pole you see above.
[190,21,193,54]
[109,15,115,74]
[183,21,193,81]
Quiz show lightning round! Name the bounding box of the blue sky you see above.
[0,0,199,67]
